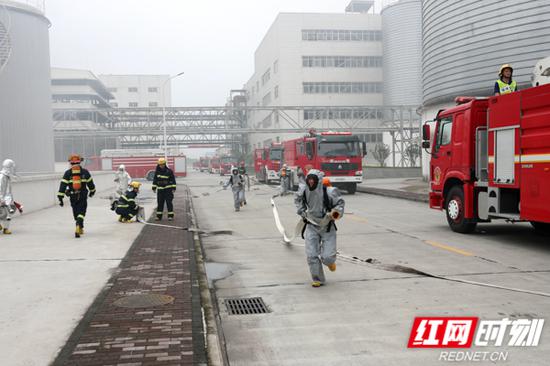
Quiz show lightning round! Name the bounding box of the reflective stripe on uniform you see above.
[57,192,65,197]
[77,214,85,219]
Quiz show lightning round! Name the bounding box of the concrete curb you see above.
[357,185,429,203]
[186,187,228,366]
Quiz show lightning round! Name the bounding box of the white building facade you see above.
[244,8,384,162]
[98,74,171,108]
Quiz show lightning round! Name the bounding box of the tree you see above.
[371,143,390,167]
[405,143,421,167]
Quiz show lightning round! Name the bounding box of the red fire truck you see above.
[254,142,284,184]
[219,155,239,176]
[198,156,210,172]
[422,83,550,234]
[209,156,221,174]
[283,131,366,194]
[99,149,187,180]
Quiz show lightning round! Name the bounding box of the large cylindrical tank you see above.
[382,0,422,106]
[422,0,550,108]
[0,1,54,173]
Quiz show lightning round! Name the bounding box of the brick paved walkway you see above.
[53,188,206,366]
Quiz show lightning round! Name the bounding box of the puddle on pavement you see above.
[205,262,234,288]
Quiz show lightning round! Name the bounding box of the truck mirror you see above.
[422,124,431,141]
[422,141,431,149]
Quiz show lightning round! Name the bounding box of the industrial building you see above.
[0,0,54,173]
[51,67,117,161]
[98,74,172,108]
[244,1,385,165]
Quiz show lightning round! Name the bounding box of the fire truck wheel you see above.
[347,184,357,195]
[530,221,550,236]
[445,186,476,233]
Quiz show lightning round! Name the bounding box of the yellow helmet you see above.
[499,64,513,76]
[130,181,141,189]
[158,157,167,165]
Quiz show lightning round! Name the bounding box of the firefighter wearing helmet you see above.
[0,159,20,234]
[115,181,141,222]
[152,157,176,221]
[494,64,517,95]
[223,166,245,211]
[57,154,96,238]
[279,163,291,196]
[295,169,345,288]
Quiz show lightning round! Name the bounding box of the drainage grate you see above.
[225,297,269,315]
[113,294,174,308]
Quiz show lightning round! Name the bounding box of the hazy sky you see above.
[46,0,384,107]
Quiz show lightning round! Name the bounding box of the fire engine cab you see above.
[422,84,550,234]
[283,131,366,194]
[254,142,284,184]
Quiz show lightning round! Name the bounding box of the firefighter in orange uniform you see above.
[58,154,96,238]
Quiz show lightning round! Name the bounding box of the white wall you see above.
[12,171,115,214]
[99,75,171,108]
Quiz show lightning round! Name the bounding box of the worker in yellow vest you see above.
[494,64,517,95]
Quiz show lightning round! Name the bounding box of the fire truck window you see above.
[542,67,550,77]
[437,117,453,149]
[319,141,361,157]
[270,149,283,160]
[297,142,304,155]
[305,142,313,159]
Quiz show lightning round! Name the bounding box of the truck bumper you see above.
[326,176,362,183]
[267,170,280,181]
[429,191,444,210]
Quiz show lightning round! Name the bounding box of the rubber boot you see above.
[3,228,12,235]
[75,225,80,238]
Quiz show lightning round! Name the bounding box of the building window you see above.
[148,87,158,93]
[129,102,138,107]
[274,85,279,99]
[302,56,382,68]
[303,108,384,120]
[149,102,158,107]
[302,29,382,42]
[110,102,118,107]
[128,87,138,92]
[303,82,382,94]
[261,68,271,86]
[107,87,117,92]
[274,60,279,74]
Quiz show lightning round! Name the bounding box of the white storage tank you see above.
[382,0,422,106]
[0,0,54,173]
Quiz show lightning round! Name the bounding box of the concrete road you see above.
[0,183,157,366]
[189,171,550,366]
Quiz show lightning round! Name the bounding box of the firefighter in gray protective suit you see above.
[224,166,245,211]
[0,159,18,234]
[295,169,345,287]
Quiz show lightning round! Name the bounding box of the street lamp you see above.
[162,71,185,160]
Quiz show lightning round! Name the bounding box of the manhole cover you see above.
[225,297,269,315]
[113,294,174,308]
